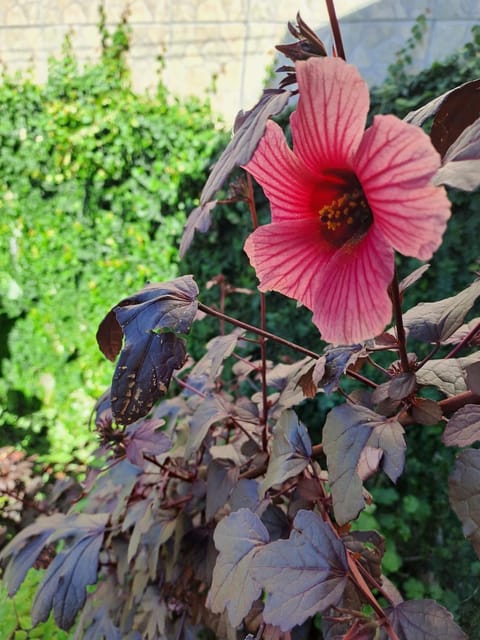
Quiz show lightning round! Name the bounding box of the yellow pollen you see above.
[318,188,373,248]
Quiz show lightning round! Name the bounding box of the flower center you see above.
[319,189,373,248]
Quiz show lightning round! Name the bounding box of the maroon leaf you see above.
[251,510,348,631]
[343,530,385,583]
[429,80,480,158]
[323,405,380,525]
[402,280,480,344]
[411,398,443,426]
[466,361,480,395]
[434,118,480,191]
[207,508,269,627]
[179,200,218,259]
[261,410,312,495]
[366,420,405,483]
[199,90,291,205]
[442,404,480,447]
[388,372,416,401]
[124,418,171,467]
[96,276,198,425]
[405,78,480,135]
[381,599,467,639]
[449,448,480,557]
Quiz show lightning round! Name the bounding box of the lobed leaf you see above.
[442,404,480,447]
[448,448,480,558]
[251,510,348,631]
[261,410,312,495]
[402,280,480,344]
[318,344,366,394]
[381,599,467,639]
[199,90,291,205]
[185,393,231,459]
[206,459,239,521]
[323,405,380,525]
[0,513,66,597]
[207,508,269,627]
[31,513,108,629]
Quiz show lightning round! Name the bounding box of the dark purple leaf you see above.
[323,405,379,525]
[208,508,269,627]
[319,344,366,394]
[229,478,260,512]
[0,513,66,596]
[405,78,480,133]
[81,607,123,640]
[381,599,467,639]
[185,394,231,458]
[200,90,291,205]
[416,352,480,396]
[128,507,176,564]
[251,510,348,631]
[276,12,328,62]
[94,389,113,431]
[31,513,108,629]
[443,404,480,447]
[411,398,443,426]
[124,418,172,466]
[402,280,480,343]
[399,264,430,293]
[449,448,480,557]
[206,459,239,521]
[188,329,245,392]
[179,200,218,258]
[97,277,198,425]
[261,410,312,494]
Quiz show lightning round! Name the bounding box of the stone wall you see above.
[1,0,479,125]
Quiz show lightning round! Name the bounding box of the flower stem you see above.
[325,0,346,60]
[390,269,410,372]
[197,301,319,359]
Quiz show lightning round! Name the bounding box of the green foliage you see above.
[0,569,73,639]
[0,12,226,464]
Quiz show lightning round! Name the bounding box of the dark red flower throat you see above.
[318,178,373,248]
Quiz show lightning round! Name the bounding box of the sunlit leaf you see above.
[261,410,312,494]
[251,510,348,631]
[449,448,480,558]
[416,352,480,396]
[399,264,430,293]
[185,393,231,459]
[207,508,269,627]
[443,404,480,447]
[381,599,467,639]
[402,280,480,343]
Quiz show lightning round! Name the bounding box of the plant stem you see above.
[197,301,319,358]
[325,0,346,59]
[390,269,410,372]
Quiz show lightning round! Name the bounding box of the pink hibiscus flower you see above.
[243,57,451,345]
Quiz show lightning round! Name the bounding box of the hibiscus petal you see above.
[244,220,335,312]
[291,57,369,174]
[242,120,317,223]
[314,226,394,345]
[355,115,451,261]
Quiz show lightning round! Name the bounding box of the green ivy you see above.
[0,10,227,465]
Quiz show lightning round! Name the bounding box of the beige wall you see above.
[1,1,479,125]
